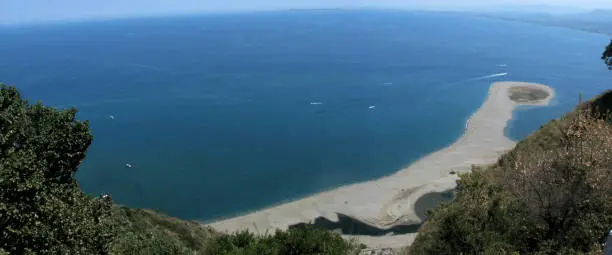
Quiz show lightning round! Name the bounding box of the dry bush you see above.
[500,109,612,250]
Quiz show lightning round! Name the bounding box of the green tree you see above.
[206,227,356,255]
[0,84,117,254]
[603,40,612,69]
[110,231,189,255]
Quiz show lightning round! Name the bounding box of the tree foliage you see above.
[206,227,357,255]
[110,207,217,254]
[0,84,116,254]
[500,111,612,251]
[603,40,612,69]
[110,231,189,255]
[408,168,536,255]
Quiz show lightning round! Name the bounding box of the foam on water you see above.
[472,72,508,81]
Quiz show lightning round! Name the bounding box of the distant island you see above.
[468,9,612,35]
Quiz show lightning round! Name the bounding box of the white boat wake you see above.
[472,72,508,81]
[419,72,510,103]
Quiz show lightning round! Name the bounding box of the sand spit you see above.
[208,81,554,248]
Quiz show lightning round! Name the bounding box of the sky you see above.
[1,0,611,25]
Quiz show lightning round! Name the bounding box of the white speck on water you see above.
[368,105,376,110]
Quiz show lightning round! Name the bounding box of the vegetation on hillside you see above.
[206,227,357,255]
[111,206,358,254]
[0,85,116,254]
[110,207,217,254]
[603,40,612,68]
[0,83,357,254]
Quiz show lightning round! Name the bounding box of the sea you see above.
[0,10,610,222]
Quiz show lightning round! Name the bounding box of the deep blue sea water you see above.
[0,10,610,221]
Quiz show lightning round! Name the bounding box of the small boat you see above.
[125,163,133,168]
[368,105,376,110]
[109,115,115,120]
[310,102,323,105]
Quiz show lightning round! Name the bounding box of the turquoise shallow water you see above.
[0,10,610,221]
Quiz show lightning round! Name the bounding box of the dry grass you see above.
[498,109,612,246]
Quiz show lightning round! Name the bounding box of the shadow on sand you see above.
[288,212,422,236]
[288,189,455,236]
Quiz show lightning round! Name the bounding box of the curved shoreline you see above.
[207,81,555,248]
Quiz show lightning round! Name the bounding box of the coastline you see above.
[207,81,555,248]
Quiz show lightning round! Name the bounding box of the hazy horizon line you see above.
[0,5,608,27]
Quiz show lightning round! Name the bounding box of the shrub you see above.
[110,231,190,255]
[0,84,117,254]
[206,227,357,255]
[110,207,218,254]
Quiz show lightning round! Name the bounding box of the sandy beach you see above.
[208,81,555,248]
